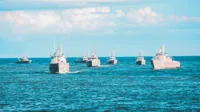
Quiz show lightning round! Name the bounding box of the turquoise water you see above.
[0,57,200,112]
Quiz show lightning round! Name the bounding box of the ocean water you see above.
[0,57,200,112]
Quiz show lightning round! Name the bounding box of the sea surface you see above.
[0,57,200,112]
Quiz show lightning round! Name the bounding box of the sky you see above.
[0,0,200,57]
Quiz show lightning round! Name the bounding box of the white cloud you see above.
[3,11,60,29]
[127,7,162,25]
[1,6,200,37]
[116,10,125,18]
[37,0,131,3]
[169,14,200,22]
[126,7,200,25]
[0,7,115,33]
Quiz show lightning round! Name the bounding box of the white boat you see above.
[16,55,32,64]
[136,52,145,65]
[76,55,88,63]
[151,45,180,70]
[87,50,100,67]
[107,52,117,65]
[49,46,69,74]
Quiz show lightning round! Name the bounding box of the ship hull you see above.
[16,60,32,64]
[107,60,117,65]
[49,63,69,74]
[136,60,145,65]
[75,60,88,63]
[151,60,180,70]
[87,60,100,67]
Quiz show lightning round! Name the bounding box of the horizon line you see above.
[0,55,200,59]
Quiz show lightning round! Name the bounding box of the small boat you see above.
[87,50,100,67]
[151,45,180,70]
[49,46,69,74]
[136,52,146,65]
[107,52,117,65]
[75,56,88,63]
[16,55,32,64]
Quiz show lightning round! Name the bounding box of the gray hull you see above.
[107,60,117,65]
[16,60,32,64]
[87,60,100,67]
[108,60,115,64]
[136,60,145,65]
[87,61,93,67]
[75,60,88,63]
[151,60,180,70]
[136,60,142,65]
[49,63,69,74]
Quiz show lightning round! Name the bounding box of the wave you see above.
[69,71,82,74]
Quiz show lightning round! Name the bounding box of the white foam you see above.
[69,71,81,74]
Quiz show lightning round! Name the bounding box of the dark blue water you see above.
[0,57,200,112]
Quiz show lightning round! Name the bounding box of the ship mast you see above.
[58,45,63,57]
[139,52,142,57]
[111,51,115,57]
[91,49,96,58]
[161,45,165,54]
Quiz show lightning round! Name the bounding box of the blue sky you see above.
[0,0,200,57]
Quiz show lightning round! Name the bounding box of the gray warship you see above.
[76,55,88,63]
[49,46,69,74]
[136,52,146,65]
[16,55,32,64]
[107,52,117,65]
[87,50,100,67]
[151,45,180,70]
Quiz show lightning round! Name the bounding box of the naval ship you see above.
[75,56,88,63]
[49,46,69,74]
[136,52,146,65]
[151,45,180,70]
[87,51,100,67]
[107,52,117,65]
[16,55,32,64]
